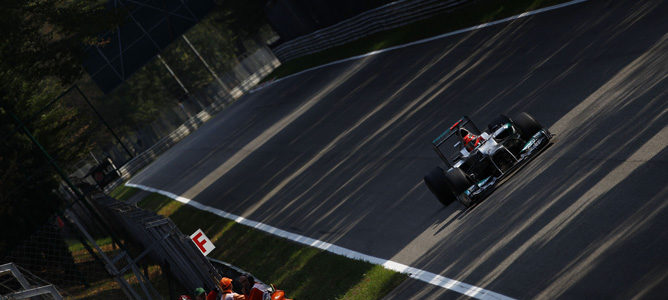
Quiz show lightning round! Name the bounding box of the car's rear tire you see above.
[488,114,511,132]
[513,112,543,140]
[424,167,456,206]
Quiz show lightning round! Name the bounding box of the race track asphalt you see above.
[128,0,668,298]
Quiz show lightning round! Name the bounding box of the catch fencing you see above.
[91,193,222,293]
[1,207,144,298]
[272,0,470,62]
[91,46,279,192]
[103,45,281,170]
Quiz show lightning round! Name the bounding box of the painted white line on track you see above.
[250,0,590,94]
[125,182,514,300]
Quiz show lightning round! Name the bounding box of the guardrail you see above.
[107,106,215,190]
[272,0,470,62]
[103,47,280,194]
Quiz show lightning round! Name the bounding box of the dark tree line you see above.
[1,0,272,256]
[0,0,122,256]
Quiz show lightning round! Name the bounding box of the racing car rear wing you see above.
[431,116,481,168]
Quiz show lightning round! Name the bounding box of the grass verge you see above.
[108,183,139,201]
[135,190,407,300]
[265,0,574,80]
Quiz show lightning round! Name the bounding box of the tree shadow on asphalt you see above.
[140,0,667,298]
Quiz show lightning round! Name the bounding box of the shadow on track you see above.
[131,0,667,298]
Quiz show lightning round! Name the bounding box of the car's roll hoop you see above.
[431,116,482,168]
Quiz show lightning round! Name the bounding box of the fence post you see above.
[182,34,230,94]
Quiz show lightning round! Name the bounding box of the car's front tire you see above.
[444,168,472,195]
[424,167,456,206]
[444,168,474,207]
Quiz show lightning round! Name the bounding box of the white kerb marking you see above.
[125,182,515,300]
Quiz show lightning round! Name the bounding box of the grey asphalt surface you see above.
[129,0,668,298]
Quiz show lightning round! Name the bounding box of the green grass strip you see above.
[135,191,407,300]
[67,237,113,252]
[265,0,573,80]
[108,183,139,201]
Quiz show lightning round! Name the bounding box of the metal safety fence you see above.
[272,0,470,62]
[1,208,149,299]
[91,193,222,294]
[96,44,280,173]
[89,46,280,193]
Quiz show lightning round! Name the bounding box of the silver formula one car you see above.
[424,112,553,208]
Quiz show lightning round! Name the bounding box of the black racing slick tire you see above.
[445,168,474,208]
[424,167,456,206]
[445,167,472,194]
[488,114,511,132]
[513,112,543,140]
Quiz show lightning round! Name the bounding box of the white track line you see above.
[250,0,590,93]
[126,182,513,300]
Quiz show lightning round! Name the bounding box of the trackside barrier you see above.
[104,107,214,194]
[272,0,471,62]
[91,193,222,293]
[103,47,280,193]
[207,258,266,286]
